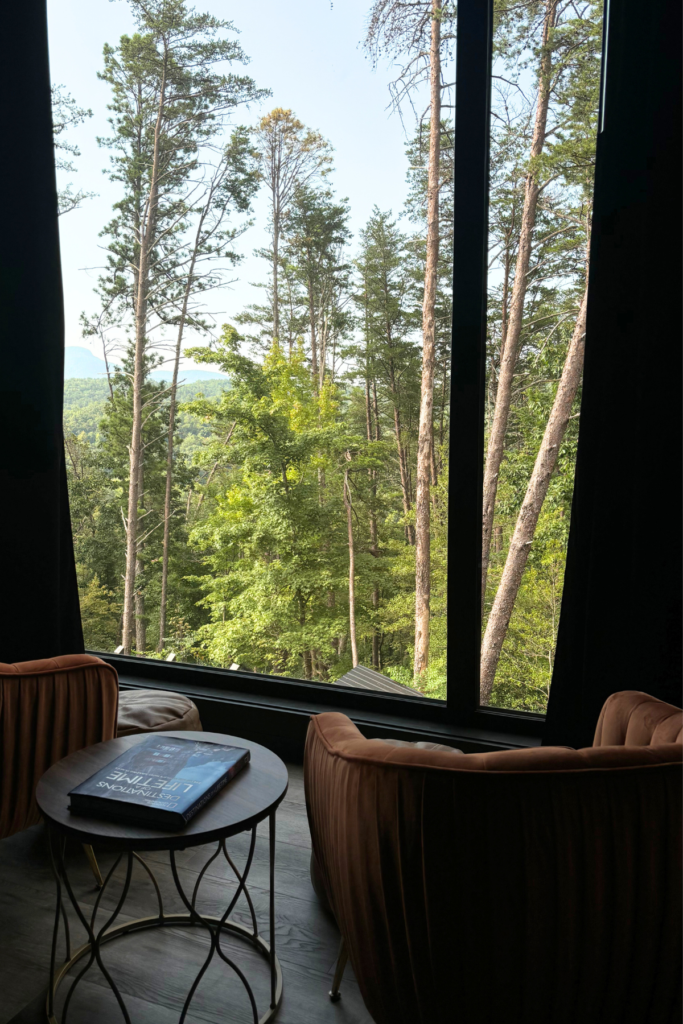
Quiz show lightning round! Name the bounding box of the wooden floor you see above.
[0,764,373,1024]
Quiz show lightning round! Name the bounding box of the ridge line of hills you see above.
[64,345,228,383]
[64,376,229,451]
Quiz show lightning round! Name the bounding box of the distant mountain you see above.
[64,347,110,379]
[64,346,228,383]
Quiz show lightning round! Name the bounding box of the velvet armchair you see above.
[0,653,201,851]
[304,691,682,1024]
[0,654,119,840]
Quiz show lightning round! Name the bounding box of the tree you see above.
[481,0,600,607]
[481,278,588,699]
[481,0,601,699]
[51,84,95,215]
[364,0,456,678]
[481,0,559,609]
[61,0,602,703]
[95,0,265,653]
[157,127,260,651]
[413,1,444,676]
[65,430,124,638]
[253,109,332,347]
[184,327,359,679]
[283,185,352,390]
[404,119,455,489]
[99,348,182,651]
[353,209,420,546]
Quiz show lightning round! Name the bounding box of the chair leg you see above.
[329,938,348,1002]
[82,844,104,888]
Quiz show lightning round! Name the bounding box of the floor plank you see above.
[0,764,372,1024]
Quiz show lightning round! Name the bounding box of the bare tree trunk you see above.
[393,404,415,545]
[299,594,312,679]
[438,353,448,448]
[287,282,295,359]
[494,525,503,553]
[318,316,331,394]
[135,461,146,652]
[372,380,381,440]
[99,323,114,401]
[122,64,167,655]
[122,288,146,654]
[365,373,381,668]
[158,240,203,650]
[343,460,359,668]
[500,224,513,359]
[430,434,438,489]
[387,358,415,545]
[308,281,318,389]
[272,206,280,342]
[481,0,558,610]
[480,283,588,703]
[371,576,380,668]
[414,0,441,678]
[371,372,382,665]
[134,570,146,651]
[157,311,191,652]
[157,373,180,651]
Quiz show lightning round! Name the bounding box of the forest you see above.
[58,0,602,712]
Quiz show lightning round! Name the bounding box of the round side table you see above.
[36,730,289,1024]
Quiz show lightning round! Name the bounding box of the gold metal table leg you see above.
[82,844,104,888]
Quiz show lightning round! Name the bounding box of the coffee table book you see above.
[68,735,250,829]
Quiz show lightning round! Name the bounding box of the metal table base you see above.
[47,815,282,1024]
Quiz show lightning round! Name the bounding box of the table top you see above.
[36,731,289,851]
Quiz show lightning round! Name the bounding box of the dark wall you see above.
[0,0,83,662]
[545,0,682,746]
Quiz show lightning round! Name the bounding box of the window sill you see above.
[102,652,543,761]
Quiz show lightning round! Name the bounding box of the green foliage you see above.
[64,378,229,444]
[184,331,365,675]
[77,569,120,652]
[64,0,603,712]
[480,0,601,708]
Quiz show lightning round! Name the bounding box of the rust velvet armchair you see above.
[0,653,201,850]
[304,691,683,1024]
[0,654,119,841]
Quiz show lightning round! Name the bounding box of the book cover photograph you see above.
[69,736,250,829]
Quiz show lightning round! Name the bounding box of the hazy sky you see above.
[47,0,446,370]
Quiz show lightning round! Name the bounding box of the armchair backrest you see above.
[0,654,119,839]
[594,690,683,746]
[305,692,682,1024]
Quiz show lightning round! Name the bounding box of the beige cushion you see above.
[117,689,202,737]
[378,737,463,753]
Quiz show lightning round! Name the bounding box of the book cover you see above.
[69,735,250,829]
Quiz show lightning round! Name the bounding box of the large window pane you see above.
[52,0,454,698]
[481,1,602,712]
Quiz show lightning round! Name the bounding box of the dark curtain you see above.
[545,0,682,747]
[0,0,84,663]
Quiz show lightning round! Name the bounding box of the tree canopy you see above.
[61,0,602,713]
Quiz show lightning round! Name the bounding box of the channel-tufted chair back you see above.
[0,654,119,839]
[304,691,682,1024]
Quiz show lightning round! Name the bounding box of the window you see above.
[481,0,601,713]
[51,0,602,722]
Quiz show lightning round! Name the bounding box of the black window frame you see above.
[85,0,545,743]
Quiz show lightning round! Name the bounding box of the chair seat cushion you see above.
[117,689,202,737]
[379,737,463,753]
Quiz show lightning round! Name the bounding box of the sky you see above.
[47,0,449,371]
